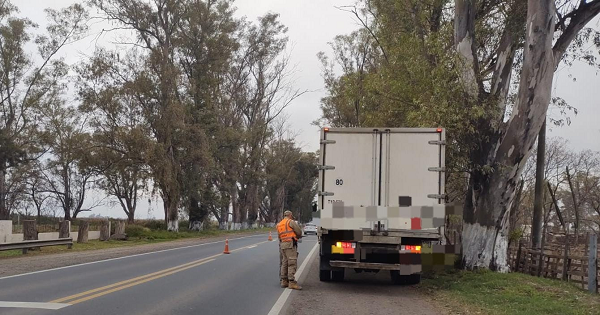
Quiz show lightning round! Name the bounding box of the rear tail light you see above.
[401,245,421,253]
[335,242,356,248]
[332,241,356,254]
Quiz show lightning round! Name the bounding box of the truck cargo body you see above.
[317,128,446,284]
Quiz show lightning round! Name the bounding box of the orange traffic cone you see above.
[268,232,273,241]
[223,239,230,254]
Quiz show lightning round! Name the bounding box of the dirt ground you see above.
[285,255,447,315]
[0,231,266,278]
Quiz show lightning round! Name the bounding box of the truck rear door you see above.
[318,128,445,212]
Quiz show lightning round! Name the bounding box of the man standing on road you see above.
[277,210,303,290]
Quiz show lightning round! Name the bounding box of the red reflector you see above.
[436,128,443,132]
[324,127,330,132]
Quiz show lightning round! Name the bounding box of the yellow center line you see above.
[68,259,216,305]
[50,254,220,303]
[49,239,269,305]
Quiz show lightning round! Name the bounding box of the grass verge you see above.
[0,227,274,259]
[420,270,600,315]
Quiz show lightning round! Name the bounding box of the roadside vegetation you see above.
[421,270,600,315]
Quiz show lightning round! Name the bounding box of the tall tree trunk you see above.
[461,0,557,272]
[129,191,137,224]
[532,119,547,249]
[246,184,259,227]
[231,187,240,229]
[508,179,525,249]
[0,168,7,220]
[454,0,479,98]
[189,196,208,231]
[274,185,285,223]
[164,195,179,232]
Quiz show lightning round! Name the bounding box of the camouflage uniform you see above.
[278,212,302,288]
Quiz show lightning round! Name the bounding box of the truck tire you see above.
[332,269,344,282]
[390,271,421,285]
[320,269,332,281]
[319,254,332,282]
[390,270,402,285]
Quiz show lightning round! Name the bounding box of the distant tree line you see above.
[0,0,318,231]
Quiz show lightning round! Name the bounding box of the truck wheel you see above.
[403,274,421,285]
[390,271,421,285]
[320,269,332,281]
[332,269,345,282]
[390,270,402,285]
[319,254,332,282]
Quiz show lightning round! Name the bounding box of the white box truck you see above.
[317,127,446,284]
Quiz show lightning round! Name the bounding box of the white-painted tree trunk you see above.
[231,223,241,230]
[219,222,227,230]
[189,221,203,231]
[457,0,561,271]
[461,222,510,272]
[241,222,249,230]
[167,220,179,232]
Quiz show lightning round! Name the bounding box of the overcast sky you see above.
[14,1,600,219]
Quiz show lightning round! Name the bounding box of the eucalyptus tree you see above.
[0,1,87,219]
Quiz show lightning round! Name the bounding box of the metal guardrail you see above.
[0,238,73,254]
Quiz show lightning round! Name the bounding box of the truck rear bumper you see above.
[329,260,421,274]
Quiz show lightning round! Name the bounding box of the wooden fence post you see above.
[99,220,110,241]
[516,240,523,272]
[59,221,70,239]
[77,221,89,243]
[538,230,548,277]
[562,234,570,281]
[589,234,598,294]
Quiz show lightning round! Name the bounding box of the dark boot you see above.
[280,279,289,288]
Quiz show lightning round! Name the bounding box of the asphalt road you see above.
[0,234,318,315]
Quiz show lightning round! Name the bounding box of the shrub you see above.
[125,225,150,238]
[136,219,165,231]
[179,220,189,230]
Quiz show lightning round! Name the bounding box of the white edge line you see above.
[0,302,71,310]
[0,233,266,281]
[267,242,319,315]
